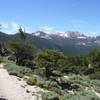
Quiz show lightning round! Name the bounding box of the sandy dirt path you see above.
[0,63,42,100]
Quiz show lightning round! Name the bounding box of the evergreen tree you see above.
[10,27,35,68]
[35,50,66,79]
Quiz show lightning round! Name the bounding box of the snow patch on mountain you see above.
[32,31,51,39]
[55,31,87,39]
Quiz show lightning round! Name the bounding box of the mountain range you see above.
[0,31,100,55]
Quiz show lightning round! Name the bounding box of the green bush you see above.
[0,59,1,63]
[42,92,59,100]
[42,87,99,100]
[37,79,61,91]
[36,79,46,88]
[34,68,46,79]
[26,75,45,86]
[41,81,52,89]
[51,87,62,95]
[8,54,16,61]
[90,71,100,80]
[26,76,37,85]
[62,91,99,100]
[4,62,33,78]
[23,59,34,69]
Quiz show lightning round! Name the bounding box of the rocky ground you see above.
[0,64,46,100]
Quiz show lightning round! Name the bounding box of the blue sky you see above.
[0,0,100,36]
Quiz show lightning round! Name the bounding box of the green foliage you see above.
[25,74,46,86]
[68,75,92,87]
[0,57,2,63]
[10,42,34,66]
[89,49,100,64]
[4,61,33,78]
[16,27,27,43]
[26,75,37,85]
[42,90,99,100]
[34,50,66,79]
[42,92,59,100]
[41,80,60,90]
[8,54,16,61]
[90,71,100,80]
[0,42,11,57]
[62,91,99,100]
[10,28,35,68]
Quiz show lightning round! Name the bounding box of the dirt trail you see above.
[0,63,43,100]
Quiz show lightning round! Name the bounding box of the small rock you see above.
[17,77,21,81]
[26,89,30,93]
[21,85,26,88]
[0,98,8,100]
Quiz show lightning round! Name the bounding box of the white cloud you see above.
[24,26,33,33]
[0,21,19,34]
[71,20,86,23]
[73,24,87,28]
[0,22,9,29]
[55,31,64,33]
[0,21,33,34]
[90,32,97,37]
[11,22,33,33]
[38,26,54,34]
[4,30,13,34]
[2,23,8,29]
[39,26,53,31]
[11,22,19,30]
[4,22,20,34]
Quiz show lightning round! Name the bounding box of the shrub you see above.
[84,68,95,75]
[23,59,34,69]
[90,71,100,80]
[26,76,37,85]
[34,50,67,79]
[62,91,99,100]
[41,81,52,89]
[42,92,59,100]
[4,62,33,78]
[34,68,46,79]
[36,79,46,88]
[26,75,45,86]
[0,57,2,63]
[51,87,62,95]
[8,54,16,61]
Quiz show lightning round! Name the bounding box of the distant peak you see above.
[55,31,87,39]
[32,31,51,39]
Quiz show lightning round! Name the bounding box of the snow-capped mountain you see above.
[31,31,98,47]
[32,31,51,39]
[32,31,88,39]
[55,31,87,39]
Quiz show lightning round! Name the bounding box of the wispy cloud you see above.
[90,32,98,37]
[71,20,86,23]
[0,21,19,34]
[0,22,9,29]
[0,21,33,34]
[70,19,87,29]
[11,22,19,30]
[39,26,54,31]
[73,24,87,28]
[39,26,54,34]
